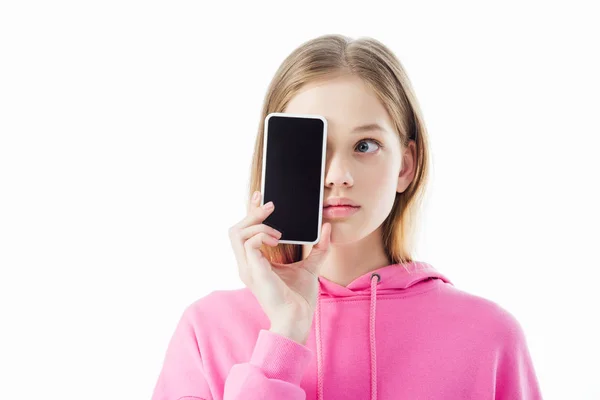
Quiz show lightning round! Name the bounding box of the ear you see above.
[396,140,417,193]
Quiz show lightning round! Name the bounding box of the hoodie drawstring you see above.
[315,273,380,400]
[316,283,324,400]
[369,273,380,400]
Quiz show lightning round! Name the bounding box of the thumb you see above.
[304,223,331,273]
[313,222,331,252]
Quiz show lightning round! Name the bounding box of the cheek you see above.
[362,173,398,215]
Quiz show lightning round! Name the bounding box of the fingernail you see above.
[264,201,274,210]
[252,191,259,202]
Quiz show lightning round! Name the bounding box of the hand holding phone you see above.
[228,189,332,345]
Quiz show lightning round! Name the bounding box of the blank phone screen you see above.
[261,113,327,244]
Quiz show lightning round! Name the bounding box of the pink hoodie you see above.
[151,261,543,399]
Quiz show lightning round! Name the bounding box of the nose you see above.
[325,155,354,187]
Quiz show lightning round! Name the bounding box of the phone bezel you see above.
[260,112,328,245]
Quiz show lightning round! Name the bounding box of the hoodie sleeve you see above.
[224,329,313,399]
[151,306,313,400]
[494,314,543,399]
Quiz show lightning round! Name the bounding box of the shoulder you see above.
[173,288,269,357]
[185,287,254,314]
[437,283,529,344]
[180,287,266,329]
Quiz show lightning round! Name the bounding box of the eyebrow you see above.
[350,123,387,134]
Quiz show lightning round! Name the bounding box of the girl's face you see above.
[284,74,416,244]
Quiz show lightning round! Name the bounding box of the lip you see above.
[322,205,360,219]
[323,197,359,207]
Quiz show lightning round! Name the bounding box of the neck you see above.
[302,224,391,287]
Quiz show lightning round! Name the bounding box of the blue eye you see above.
[355,138,382,153]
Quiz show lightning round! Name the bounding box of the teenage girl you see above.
[151,34,543,400]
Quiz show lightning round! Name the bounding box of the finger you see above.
[246,190,262,214]
[235,229,276,284]
[239,223,282,242]
[236,223,281,277]
[243,232,286,309]
[244,231,279,276]
[235,191,276,231]
[229,191,276,272]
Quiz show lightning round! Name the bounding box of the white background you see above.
[1,1,598,399]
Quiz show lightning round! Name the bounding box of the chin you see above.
[326,222,362,245]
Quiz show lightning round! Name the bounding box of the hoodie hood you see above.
[316,260,452,297]
[314,260,453,400]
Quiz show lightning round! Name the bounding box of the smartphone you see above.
[260,112,328,245]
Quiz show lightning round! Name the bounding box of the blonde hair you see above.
[247,34,431,265]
